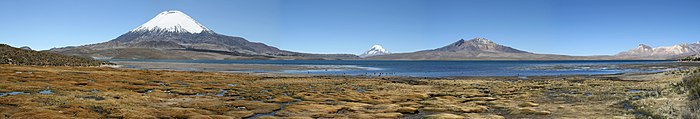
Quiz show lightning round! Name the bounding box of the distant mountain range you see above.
[616,43,700,59]
[365,38,700,60]
[50,10,357,60]
[45,10,695,60]
[365,37,700,60]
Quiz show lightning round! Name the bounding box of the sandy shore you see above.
[0,63,697,118]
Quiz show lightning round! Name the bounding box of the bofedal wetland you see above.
[1,63,699,118]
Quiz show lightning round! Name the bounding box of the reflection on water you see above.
[0,92,29,97]
[39,90,53,94]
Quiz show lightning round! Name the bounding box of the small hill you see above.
[0,44,111,66]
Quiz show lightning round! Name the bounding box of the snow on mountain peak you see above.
[131,10,210,33]
[636,44,652,50]
[638,44,650,48]
[370,44,386,51]
[469,38,493,44]
[618,43,700,57]
[360,44,390,58]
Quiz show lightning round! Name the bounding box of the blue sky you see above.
[1,0,699,56]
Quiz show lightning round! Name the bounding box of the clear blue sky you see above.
[1,0,699,56]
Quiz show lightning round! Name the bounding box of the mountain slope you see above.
[1,44,110,66]
[367,38,618,60]
[431,38,530,53]
[50,10,357,60]
[360,44,390,58]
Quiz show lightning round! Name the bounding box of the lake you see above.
[109,59,674,77]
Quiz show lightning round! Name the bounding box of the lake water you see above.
[110,60,674,77]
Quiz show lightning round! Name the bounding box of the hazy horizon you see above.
[1,0,699,56]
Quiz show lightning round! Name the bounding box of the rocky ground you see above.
[0,64,696,119]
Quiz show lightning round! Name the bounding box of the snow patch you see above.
[131,10,210,33]
[360,44,390,58]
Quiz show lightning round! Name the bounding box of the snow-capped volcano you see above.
[360,44,390,58]
[131,10,210,33]
[50,10,358,60]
